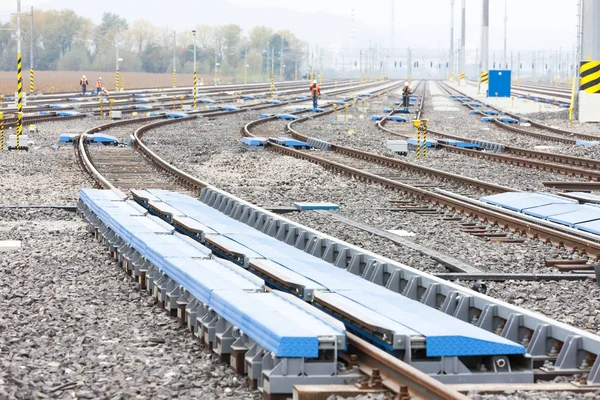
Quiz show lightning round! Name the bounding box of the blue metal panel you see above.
[277,114,298,120]
[210,290,343,357]
[49,104,69,109]
[200,99,215,103]
[371,115,383,121]
[548,204,600,227]
[309,108,324,113]
[268,100,282,105]
[57,111,82,117]
[488,69,512,98]
[241,137,267,146]
[59,133,79,143]
[407,138,438,148]
[221,106,240,111]
[339,287,525,357]
[480,192,576,212]
[166,112,188,119]
[387,116,407,122]
[136,105,152,110]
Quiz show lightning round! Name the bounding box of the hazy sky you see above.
[0,0,579,53]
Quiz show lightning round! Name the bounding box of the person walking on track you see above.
[80,75,89,96]
[310,80,321,108]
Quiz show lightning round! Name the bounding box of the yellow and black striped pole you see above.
[99,98,103,120]
[173,69,177,88]
[579,61,600,94]
[121,75,124,92]
[16,52,23,150]
[421,119,428,159]
[193,69,197,109]
[115,70,119,92]
[412,120,421,159]
[29,68,34,94]
[0,112,4,152]
[109,99,114,119]
[270,72,275,99]
[480,71,489,84]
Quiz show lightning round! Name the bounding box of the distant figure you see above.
[99,87,109,97]
[309,80,320,108]
[95,77,103,95]
[402,81,411,108]
[80,75,89,96]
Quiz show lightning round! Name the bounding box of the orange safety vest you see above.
[310,84,320,97]
[96,80,102,89]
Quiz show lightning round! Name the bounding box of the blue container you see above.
[488,69,512,98]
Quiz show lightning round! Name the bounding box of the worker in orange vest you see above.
[95,77,103,95]
[309,80,320,108]
[79,75,89,95]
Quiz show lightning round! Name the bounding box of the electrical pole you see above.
[115,29,120,91]
[280,35,284,81]
[192,30,197,109]
[460,0,466,84]
[503,0,508,67]
[172,30,176,88]
[450,0,455,79]
[29,6,33,94]
[479,0,489,94]
[390,0,395,69]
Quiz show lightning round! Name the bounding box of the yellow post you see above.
[0,95,3,108]
[121,75,124,91]
[180,95,184,111]
[344,104,348,122]
[0,112,3,151]
[193,69,197,109]
[173,69,177,87]
[115,70,119,92]
[173,96,177,111]
[412,120,421,159]
[29,68,34,94]
[333,103,338,122]
[109,99,114,119]
[16,51,23,150]
[569,75,577,126]
[99,98,103,120]
[421,119,428,159]
[270,72,275,99]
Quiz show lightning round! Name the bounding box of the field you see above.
[0,71,221,94]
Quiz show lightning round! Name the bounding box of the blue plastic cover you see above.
[371,115,383,121]
[277,114,298,120]
[59,133,79,143]
[522,203,582,220]
[136,105,152,110]
[242,137,267,146]
[135,98,150,103]
[166,112,188,119]
[92,133,118,144]
[200,99,215,103]
[309,108,324,113]
[548,204,600,227]
[395,109,410,114]
[500,117,518,123]
[481,117,494,122]
[221,106,240,111]
[469,110,480,115]
[387,116,407,122]
[49,104,69,109]
[480,192,576,213]
[268,100,282,105]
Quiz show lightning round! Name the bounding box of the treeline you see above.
[0,11,307,80]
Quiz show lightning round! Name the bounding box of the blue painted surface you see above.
[482,110,498,115]
[166,112,188,119]
[309,108,324,113]
[371,115,383,121]
[469,110,480,115]
[136,105,152,110]
[221,106,240,111]
[293,202,339,211]
[59,133,79,143]
[135,98,150,103]
[79,189,344,358]
[268,100,282,105]
[488,69,512,98]
[141,190,525,358]
[548,204,600,227]
[259,114,273,119]
[481,117,494,122]
[273,137,309,147]
[387,116,407,122]
[57,111,81,117]
[242,95,255,99]
[576,140,600,147]
[277,114,298,120]
[522,203,582,220]
[395,109,410,114]
[575,220,600,235]
[49,104,69,109]
[383,108,393,113]
[242,137,267,146]
[92,133,118,144]
[499,117,518,124]
[480,192,576,213]
[407,138,438,148]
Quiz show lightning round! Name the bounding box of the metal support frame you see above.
[198,186,600,385]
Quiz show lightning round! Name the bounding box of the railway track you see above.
[72,80,471,400]
[241,81,600,261]
[438,81,600,143]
